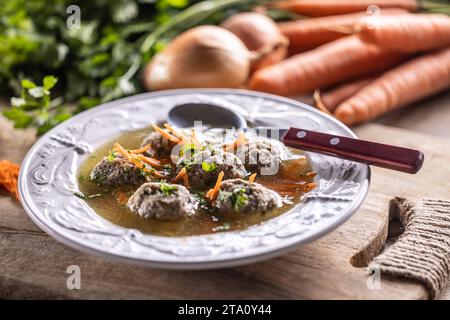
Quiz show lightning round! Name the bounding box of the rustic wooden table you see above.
[0,90,449,299]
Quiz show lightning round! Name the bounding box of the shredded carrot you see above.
[152,124,181,144]
[114,143,145,169]
[248,173,257,184]
[113,143,164,177]
[0,160,20,201]
[172,167,186,182]
[142,167,165,179]
[113,143,133,161]
[129,144,151,154]
[172,167,189,188]
[206,171,224,201]
[163,123,186,141]
[134,154,162,168]
[223,132,247,152]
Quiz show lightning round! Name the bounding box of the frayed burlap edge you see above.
[369,197,450,299]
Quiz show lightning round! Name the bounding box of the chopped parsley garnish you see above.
[231,188,249,212]
[180,143,202,157]
[219,187,249,212]
[201,161,217,173]
[107,150,117,162]
[159,183,178,196]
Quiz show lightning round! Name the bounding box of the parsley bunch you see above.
[1,0,262,135]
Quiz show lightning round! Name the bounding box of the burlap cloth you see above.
[369,197,450,299]
[1,111,450,299]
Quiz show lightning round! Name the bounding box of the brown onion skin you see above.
[221,12,288,71]
[143,26,251,91]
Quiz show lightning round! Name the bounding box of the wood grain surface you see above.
[1,115,449,299]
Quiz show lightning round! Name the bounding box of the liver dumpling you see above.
[90,155,145,187]
[213,179,282,215]
[127,182,195,220]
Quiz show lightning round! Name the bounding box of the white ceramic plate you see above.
[19,89,370,270]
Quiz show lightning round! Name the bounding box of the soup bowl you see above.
[19,89,370,270]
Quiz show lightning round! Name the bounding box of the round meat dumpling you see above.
[213,179,282,214]
[127,182,195,220]
[178,149,247,190]
[236,137,288,175]
[141,130,177,158]
[90,155,145,187]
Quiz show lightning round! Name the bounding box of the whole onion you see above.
[221,12,288,71]
[143,26,253,91]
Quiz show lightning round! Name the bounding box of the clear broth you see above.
[78,128,315,237]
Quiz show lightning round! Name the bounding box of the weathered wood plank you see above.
[3,119,448,299]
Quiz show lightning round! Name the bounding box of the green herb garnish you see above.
[107,150,117,162]
[180,142,202,157]
[219,187,249,212]
[201,161,217,173]
[231,188,249,212]
[159,183,178,196]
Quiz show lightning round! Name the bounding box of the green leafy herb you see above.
[231,188,249,212]
[219,187,249,212]
[180,142,202,157]
[3,75,72,134]
[107,150,117,162]
[159,182,178,195]
[1,0,262,135]
[201,161,217,173]
[192,191,211,211]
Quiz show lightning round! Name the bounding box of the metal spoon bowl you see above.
[168,102,247,129]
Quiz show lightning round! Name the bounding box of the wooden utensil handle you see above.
[282,128,424,174]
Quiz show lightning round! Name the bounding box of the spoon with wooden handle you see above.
[257,127,424,174]
[168,103,424,174]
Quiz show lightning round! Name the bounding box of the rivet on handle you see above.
[330,137,340,145]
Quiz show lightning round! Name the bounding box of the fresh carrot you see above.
[0,160,20,201]
[129,144,151,154]
[248,173,257,183]
[314,75,375,113]
[269,0,417,17]
[356,13,450,53]
[206,171,224,201]
[278,9,407,54]
[335,47,450,125]
[152,124,181,144]
[248,36,407,96]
